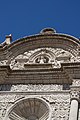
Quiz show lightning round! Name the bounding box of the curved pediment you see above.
[6,33,80,59]
[0,28,80,68]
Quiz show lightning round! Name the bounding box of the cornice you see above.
[0,33,80,50]
[0,33,80,62]
[0,62,80,84]
[0,90,70,95]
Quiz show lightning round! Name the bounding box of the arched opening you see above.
[6,98,51,120]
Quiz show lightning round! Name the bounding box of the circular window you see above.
[7,98,51,120]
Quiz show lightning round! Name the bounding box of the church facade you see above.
[0,28,80,120]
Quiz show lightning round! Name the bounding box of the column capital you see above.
[71,90,80,101]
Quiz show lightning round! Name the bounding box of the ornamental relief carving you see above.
[0,102,12,120]
[0,95,25,102]
[70,90,80,100]
[0,93,70,103]
[51,102,70,120]
[42,94,70,103]
[72,79,80,86]
[0,60,8,66]
[9,47,76,70]
[0,47,80,70]
[11,84,63,92]
[0,94,70,120]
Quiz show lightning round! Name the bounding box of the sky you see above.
[0,0,80,43]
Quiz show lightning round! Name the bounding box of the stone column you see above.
[69,88,79,120]
[69,99,78,120]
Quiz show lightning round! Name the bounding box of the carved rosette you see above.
[70,87,80,101]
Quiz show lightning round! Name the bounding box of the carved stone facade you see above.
[11,84,63,91]
[10,48,75,70]
[0,28,80,120]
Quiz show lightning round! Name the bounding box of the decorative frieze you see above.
[0,92,70,103]
[9,48,75,70]
[42,93,70,103]
[11,84,63,92]
[0,94,25,102]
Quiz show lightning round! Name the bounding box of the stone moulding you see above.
[0,62,80,84]
[0,33,80,61]
[0,28,80,120]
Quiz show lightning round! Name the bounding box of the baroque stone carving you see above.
[70,90,80,100]
[72,79,80,86]
[51,102,70,120]
[0,28,80,120]
[10,47,76,70]
[11,84,63,92]
[0,93,70,103]
[42,94,70,103]
[0,94,25,102]
[0,60,8,65]
[8,98,50,120]
[0,93,70,120]
[0,102,12,120]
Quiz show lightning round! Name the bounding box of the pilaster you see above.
[69,84,80,120]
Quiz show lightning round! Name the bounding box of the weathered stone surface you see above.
[0,28,80,120]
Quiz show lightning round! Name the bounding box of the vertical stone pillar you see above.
[69,87,79,120]
[69,99,78,120]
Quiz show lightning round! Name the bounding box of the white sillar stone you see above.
[69,99,78,120]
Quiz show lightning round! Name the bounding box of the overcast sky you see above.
[0,0,80,43]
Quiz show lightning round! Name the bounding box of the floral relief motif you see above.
[0,47,79,70]
[51,102,70,120]
[11,84,63,92]
[0,93,70,120]
[0,102,12,120]
[9,48,75,70]
[0,95,25,102]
